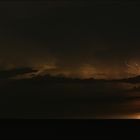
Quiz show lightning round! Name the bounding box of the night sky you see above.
[1,1,140,79]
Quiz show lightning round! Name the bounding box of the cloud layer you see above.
[0,1,140,79]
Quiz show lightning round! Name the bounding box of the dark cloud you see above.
[0,1,140,78]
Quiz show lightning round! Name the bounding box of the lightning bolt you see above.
[125,60,140,75]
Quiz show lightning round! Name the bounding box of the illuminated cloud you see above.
[0,1,140,79]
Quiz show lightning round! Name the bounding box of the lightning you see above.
[125,60,140,76]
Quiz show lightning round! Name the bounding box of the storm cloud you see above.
[0,1,140,79]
